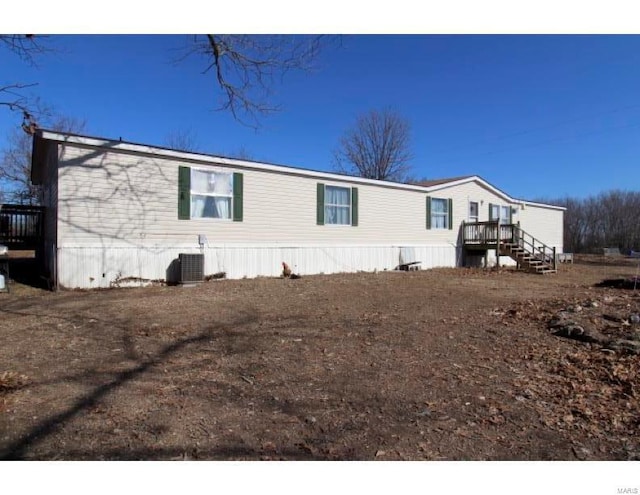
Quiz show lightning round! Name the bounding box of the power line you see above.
[429,103,640,156]
[429,120,640,167]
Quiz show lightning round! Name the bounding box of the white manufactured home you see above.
[30,130,564,289]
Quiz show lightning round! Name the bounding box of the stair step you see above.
[492,228,557,275]
[529,270,555,275]
[533,265,553,271]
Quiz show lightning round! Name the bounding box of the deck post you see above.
[495,221,501,268]
[553,246,557,270]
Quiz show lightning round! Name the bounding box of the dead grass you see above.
[0,260,638,460]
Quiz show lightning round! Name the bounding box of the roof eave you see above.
[36,130,566,211]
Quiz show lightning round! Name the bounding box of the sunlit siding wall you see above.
[57,144,440,246]
[53,143,562,288]
[517,205,564,252]
[55,144,460,287]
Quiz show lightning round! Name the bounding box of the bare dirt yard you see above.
[1,256,639,460]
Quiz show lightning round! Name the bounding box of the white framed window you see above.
[469,201,479,222]
[324,185,351,225]
[431,197,449,229]
[490,204,512,225]
[190,168,233,219]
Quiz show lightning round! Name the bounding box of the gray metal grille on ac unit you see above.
[179,253,204,284]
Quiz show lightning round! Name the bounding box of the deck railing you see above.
[463,221,515,245]
[0,204,44,250]
[463,221,556,270]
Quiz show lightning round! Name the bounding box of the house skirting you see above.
[55,243,464,289]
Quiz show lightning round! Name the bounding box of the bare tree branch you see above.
[180,34,326,128]
[333,108,414,182]
[1,115,86,205]
[0,35,52,121]
[0,83,38,114]
[0,34,51,66]
[3,35,329,129]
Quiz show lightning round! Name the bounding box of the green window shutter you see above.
[317,183,325,225]
[448,198,453,230]
[351,187,358,226]
[233,172,243,222]
[426,196,431,230]
[488,203,495,221]
[178,166,191,220]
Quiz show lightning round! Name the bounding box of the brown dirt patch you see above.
[1,257,639,460]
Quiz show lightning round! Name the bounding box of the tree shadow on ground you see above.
[0,313,259,460]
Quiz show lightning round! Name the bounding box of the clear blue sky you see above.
[2,34,640,201]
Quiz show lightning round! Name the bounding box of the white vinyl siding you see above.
[55,145,562,249]
[517,204,564,252]
[48,141,563,287]
[56,145,440,246]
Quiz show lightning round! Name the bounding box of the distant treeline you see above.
[539,190,640,254]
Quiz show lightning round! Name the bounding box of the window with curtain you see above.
[324,185,351,225]
[490,204,512,225]
[190,169,233,219]
[431,197,449,229]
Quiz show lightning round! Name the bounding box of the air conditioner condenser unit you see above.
[178,253,204,285]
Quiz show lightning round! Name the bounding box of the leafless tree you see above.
[163,129,201,153]
[229,145,255,161]
[183,35,326,128]
[163,130,258,162]
[539,191,640,254]
[333,108,414,182]
[0,115,86,205]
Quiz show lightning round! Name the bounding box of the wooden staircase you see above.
[462,221,558,275]
[500,241,557,274]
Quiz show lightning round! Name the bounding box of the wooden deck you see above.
[0,204,44,250]
[462,221,516,249]
[462,221,557,273]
